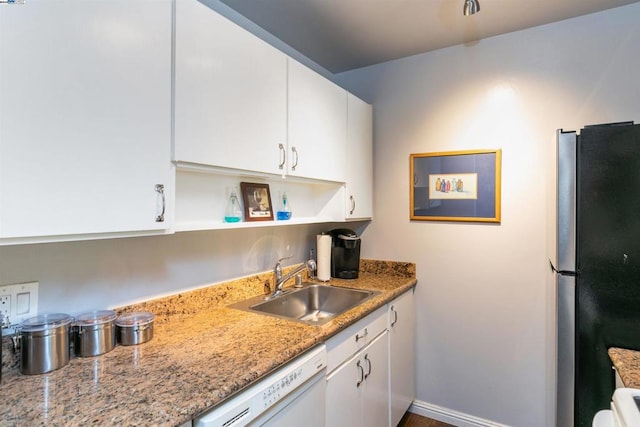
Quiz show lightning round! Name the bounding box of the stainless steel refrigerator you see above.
[555,122,640,427]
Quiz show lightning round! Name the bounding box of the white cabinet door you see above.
[0,0,171,239]
[326,352,363,427]
[288,59,347,182]
[363,332,390,427]
[174,0,287,175]
[389,290,416,426]
[346,93,373,219]
[326,331,389,427]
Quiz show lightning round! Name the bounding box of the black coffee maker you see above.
[329,228,361,279]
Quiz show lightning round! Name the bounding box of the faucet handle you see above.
[277,255,293,264]
[274,255,291,281]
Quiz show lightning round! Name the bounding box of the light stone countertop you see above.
[0,260,416,426]
[609,347,640,388]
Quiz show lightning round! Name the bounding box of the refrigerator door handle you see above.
[549,260,578,277]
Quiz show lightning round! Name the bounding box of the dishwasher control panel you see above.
[194,345,327,427]
[262,365,305,408]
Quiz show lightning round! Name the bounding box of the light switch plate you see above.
[0,281,38,329]
[16,291,31,315]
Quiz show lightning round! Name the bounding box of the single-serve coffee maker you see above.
[329,228,361,279]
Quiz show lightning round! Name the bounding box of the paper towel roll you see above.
[316,234,331,282]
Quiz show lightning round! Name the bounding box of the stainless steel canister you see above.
[19,313,73,375]
[115,312,154,346]
[73,310,117,357]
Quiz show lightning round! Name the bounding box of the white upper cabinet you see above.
[174,5,348,184]
[0,0,172,241]
[174,0,287,176]
[346,94,373,219]
[172,3,354,231]
[287,59,347,183]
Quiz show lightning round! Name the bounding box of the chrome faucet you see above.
[271,257,317,299]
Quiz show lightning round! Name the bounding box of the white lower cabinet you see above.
[188,291,413,427]
[389,289,416,426]
[326,306,389,427]
[325,290,415,427]
[327,331,389,427]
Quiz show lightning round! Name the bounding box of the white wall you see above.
[336,4,640,426]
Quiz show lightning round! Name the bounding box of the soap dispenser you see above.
[224,188,242,223]
[276,192,292,220]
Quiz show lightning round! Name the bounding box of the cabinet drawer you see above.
[326,306,387,373]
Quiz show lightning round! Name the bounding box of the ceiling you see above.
[219,0,640,73]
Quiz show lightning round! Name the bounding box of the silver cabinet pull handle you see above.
[349,195,356,215]
[355,328,368,342]
[291,146,299,171]
[155,184,165,222]
[278,143,286,170]
[356,360,365,387]
[390,306,398,327]
[364,354,372,380]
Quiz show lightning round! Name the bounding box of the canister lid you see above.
[20,313,73,332]
[75,309,117,326]
[115,311,154,327]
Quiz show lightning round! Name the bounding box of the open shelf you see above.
[173,216,341,232]
[173,164,347,232]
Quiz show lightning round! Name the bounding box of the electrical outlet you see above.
[0,295,10,320]
[0,292,11,329]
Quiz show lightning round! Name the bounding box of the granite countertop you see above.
[0,260,416,426]
[609,347,640,388]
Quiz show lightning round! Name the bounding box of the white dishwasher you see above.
[194,345,327,427]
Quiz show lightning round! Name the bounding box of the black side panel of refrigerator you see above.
[576,123,640,426]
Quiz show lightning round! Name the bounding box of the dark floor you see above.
[397,411,455,427]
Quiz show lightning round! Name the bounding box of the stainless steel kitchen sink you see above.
[230,283,379,325]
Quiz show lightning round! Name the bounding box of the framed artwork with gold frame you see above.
[410,149,501,223]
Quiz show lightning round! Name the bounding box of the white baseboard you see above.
[409,399,511,427]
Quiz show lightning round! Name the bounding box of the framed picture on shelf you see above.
[410,149,501,223]
[240,182,274,221]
